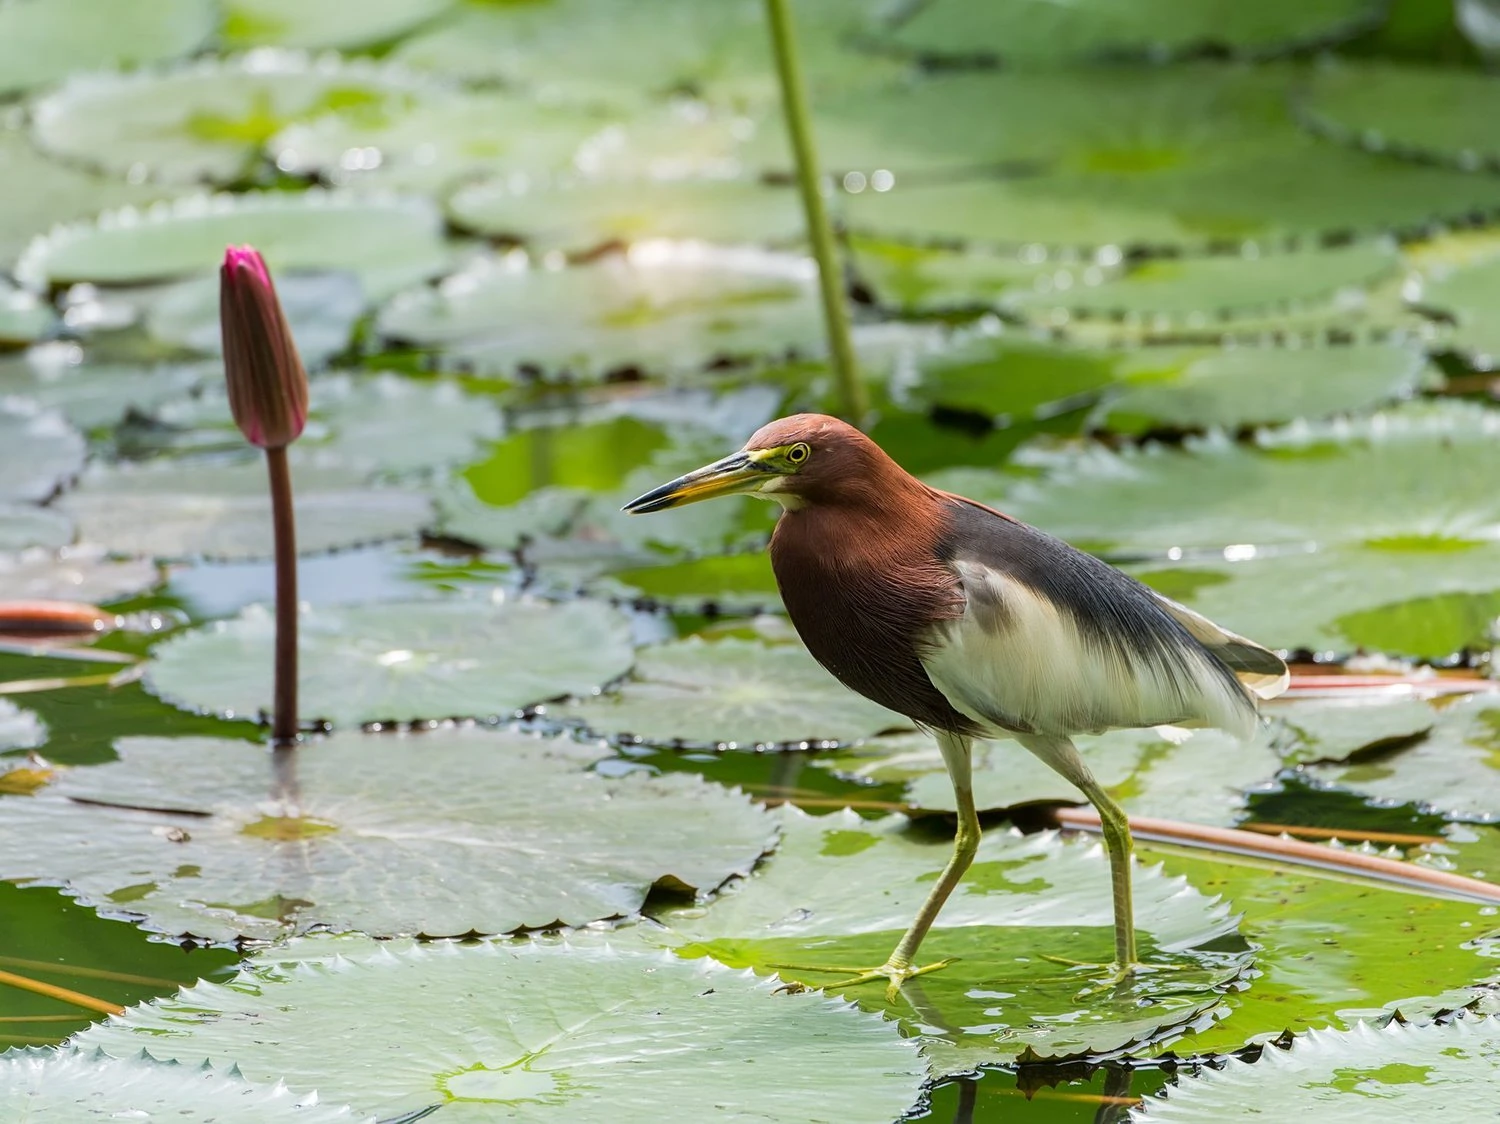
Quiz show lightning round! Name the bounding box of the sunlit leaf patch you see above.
[76,931,926,1123]
[223,0,454,50]
[0,729,774,940]
[145,598,636,726]
[0,1048,372,1122]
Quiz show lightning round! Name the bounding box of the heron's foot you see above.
[768,958,957,1003]
[1038,955,1186,998]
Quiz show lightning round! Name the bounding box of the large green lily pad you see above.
[0,505,72,552]
[0,280,53,348]
[1096,343,1439,434]
[1418,256,1500,369]
[29,50,435,185]
[798,67,1500,250]
[56,458,432,561]
[1299,61,1500,172]
[851,239,1066,314]
[556,636,911,747]
[223,0,454,50]
[0,544,158,605]
[146,598,636,727]
[447,177,807,255]
[76,931,926,1123]
[0,1048,371,1122]
[1138,1016,1500,1119]
[377,246,823,379]
[0,348,215,431]
[17,190,450,302]
[0,0,215,97]
[909,334,1124,421]
[656,808,1247,1067]
[1305,694,1500,822]
[0,401,84,503]
[0,729,774,941]
[1269,696,1437,766]
[878,0,1381,64]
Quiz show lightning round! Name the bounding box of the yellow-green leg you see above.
[777,730,978,1002]
[1017,733,1137,972]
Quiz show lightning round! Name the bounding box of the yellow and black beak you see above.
[622,451,771,514]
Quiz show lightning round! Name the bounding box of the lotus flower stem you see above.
[220,245,309,748]
[764,0,867,424]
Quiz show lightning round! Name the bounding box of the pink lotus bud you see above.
[219,245,309,449]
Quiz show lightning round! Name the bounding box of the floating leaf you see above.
[0,545,158,605]
[377,245,822,379]
[1299,60,1500,172]
[29,50,435,186]
[603,551,783,614]
[1137,1016,1500,1119]
[1270,696,1437,766]
[56,459,431,561]
[224,0,454,50]
[139,270,365,368]
[0,0,215,97]
[0,1048,370,1122]
[1096,343,1439,434]
[658,808,1245,1066]
[1005,242,1400,325]
[77,932,925,1123]
[799,68,1500,250]
[0,505,72,553]
[0,280,54,348]
[877,0,1381,64]
[1419,256,1500,369]
[0,347,215,431]
[556,636,910,747]
[909,334,1124,421]
[1306,694,1500,822]
[447,177,807,255]
[146,598,635,726]
[1,729,773,940]
[17,191,450,302]
[851,239,1069,314]
[0,401,84,504]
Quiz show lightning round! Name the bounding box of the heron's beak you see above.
[622,451,770,514]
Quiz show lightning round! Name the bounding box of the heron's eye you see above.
[786,442,811,465]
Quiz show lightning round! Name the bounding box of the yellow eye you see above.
[786,442,810,465]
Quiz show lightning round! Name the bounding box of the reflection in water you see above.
[919,1065,1159,1124]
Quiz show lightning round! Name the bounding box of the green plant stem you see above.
[265,445,298,747]
[0,967,122,1016]
[764,0,867,424]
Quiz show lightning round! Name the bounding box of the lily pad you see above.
[0,280,54,347]
[447,177,807,255]
[1299,61,1500,173]
[76,932,925,1123]
[0,115,169,270]
[1096,343,1439,434]
[376,245,823,379]
[556,636,911,747]
[1004,242,1401,325]
[0,401,83,503]
[17,191,450,302]
[0,347,215,431]
[851,239,1084,314]
[0,729,774,940]
[0,1048,370,1122]
[1269,697,1437,766]
[29,50,436,186]
[0,545,158,605]
[56,458,432,561]
[145,598,635,726]
[224,0,454,50]
[658,808,1247,1066]
[1418,256,1500,369]
[803,67,1500,250]
[1137,1016,1500,1119]
[0,505,73,552]
[909,334,1124,421]
[878,0,1381,64]
[603,551,784,614]
[0,0,215,97]
[1305,694,1500,822]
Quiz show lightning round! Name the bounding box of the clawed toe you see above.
[769,958,957,1002]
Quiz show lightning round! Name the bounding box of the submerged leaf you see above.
[1,729,774,940]
[0,1048,371,1122]
[1137,1016,1500,1119]
[556,636,911,747]
[76,932,925,1123]
[145,598,635,726]
[657,808,1246,1066]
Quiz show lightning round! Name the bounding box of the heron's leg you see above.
[1016,734,1137,970]
[777,730,978,1001]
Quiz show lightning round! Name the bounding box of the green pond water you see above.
[6,0,1500,1118]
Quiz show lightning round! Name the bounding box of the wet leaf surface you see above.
[76,931,926,1123]
[1,729,775,940]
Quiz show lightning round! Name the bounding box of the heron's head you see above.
[622,413,901,515]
